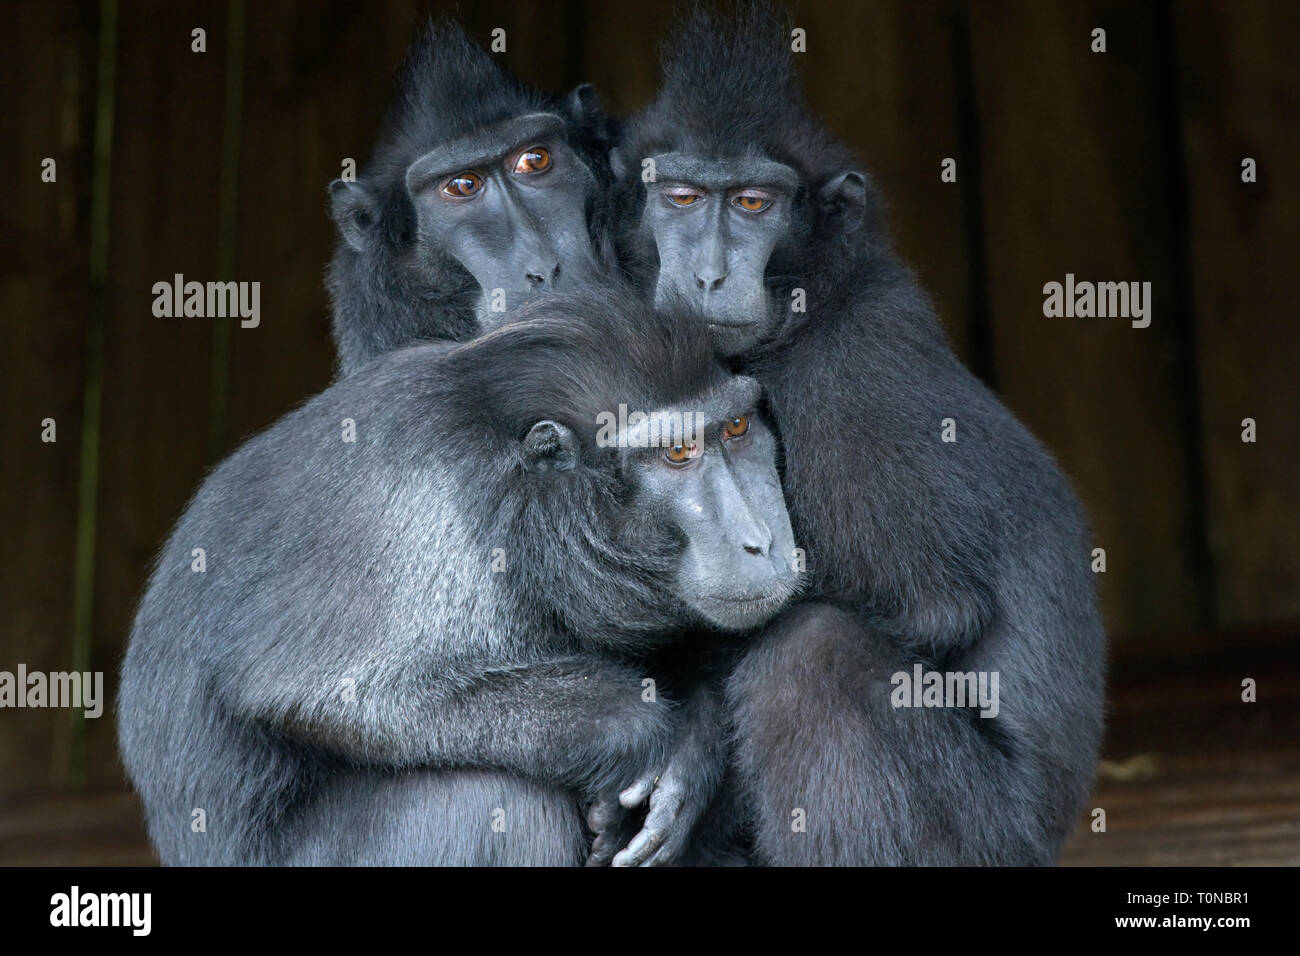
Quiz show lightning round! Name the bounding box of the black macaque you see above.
[613,3,1106,865]
[327,19,618,374]
[118,290,800,865]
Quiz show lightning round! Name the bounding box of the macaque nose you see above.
[525,263,561,288]
[694,270,726,292]
[741,522,772,558]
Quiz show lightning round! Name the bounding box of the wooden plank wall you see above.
[1,0,1296,796]
[1174,1,1300,628]
[0,0,99,792]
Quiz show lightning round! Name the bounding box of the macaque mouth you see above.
[696,588,799,629]
[707,590,793,606]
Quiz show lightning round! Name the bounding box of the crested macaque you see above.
[611,3,1105,865]
[327,20,617,373]
[118,291,800,865]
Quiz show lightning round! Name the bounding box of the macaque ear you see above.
[522,420,579,472]
[329,179,378,252]
[819,170,868,233]
[564,83,618,161]
[609,146,630,181]
[565,83,605,124]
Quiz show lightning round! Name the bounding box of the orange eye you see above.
[513,147,551,174]
[733,195,771,212]
[442,172,484,199]
[724,415,750,439]
[667,191,702,207]
[665,442,699,464]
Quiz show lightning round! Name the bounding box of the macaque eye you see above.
[442,172,484,199]
[732,194,772,212]
[723,415,750,439]
[666,189,704,207]
[513,147,551,174]
[664,442,700,465]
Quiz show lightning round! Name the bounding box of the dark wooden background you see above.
[2,0,1297,819]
